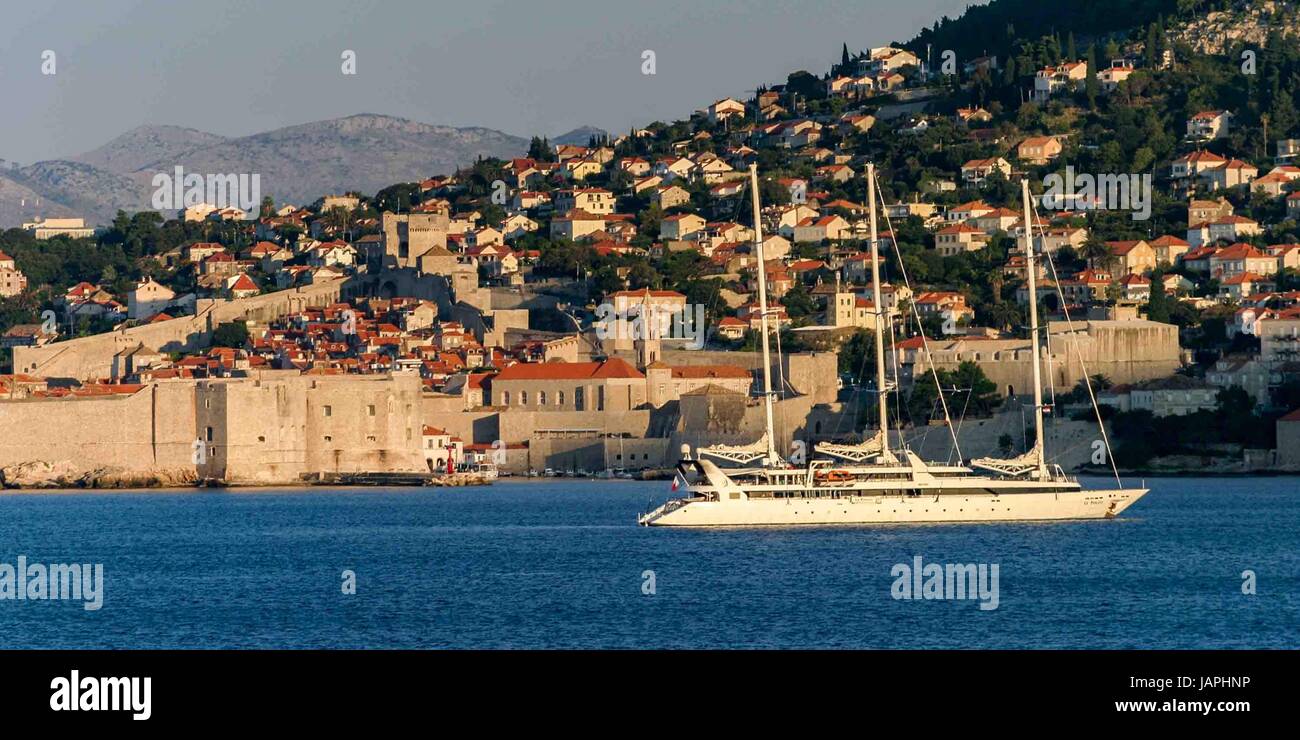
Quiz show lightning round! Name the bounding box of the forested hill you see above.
[904,0,1179,63]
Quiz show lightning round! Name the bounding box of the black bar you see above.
[0,650,1281,725]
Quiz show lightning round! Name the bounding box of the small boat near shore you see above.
[304,471,493,487]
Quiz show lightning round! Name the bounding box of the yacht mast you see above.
[866,163,893,462]
[749,163,780,466]
[1020,178,1049,479]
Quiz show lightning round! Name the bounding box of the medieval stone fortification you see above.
[0,372,424,487]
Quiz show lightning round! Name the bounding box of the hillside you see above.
[553,126,609,147]
[0,174,81,228]
[141,114,529,207]
[1,160,150,226]
[905,0,1178,65]
[2,114,529,226]
[1168,0,1300,53]
[72,124,228,174]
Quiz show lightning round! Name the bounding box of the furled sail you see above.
[698,435,772,465]
[815,430,886,463]
[970,442,1043,477]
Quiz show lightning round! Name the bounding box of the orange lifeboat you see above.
[815,469,853,484]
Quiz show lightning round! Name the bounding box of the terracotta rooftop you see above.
[493,357,644,381]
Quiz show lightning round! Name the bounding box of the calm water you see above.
[0,477,1297,648]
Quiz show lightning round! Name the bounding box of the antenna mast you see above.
[867,164,894,462]
[749,164,781,467]
[1021,178,1049,480]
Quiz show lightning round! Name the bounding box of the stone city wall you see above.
[14,280,344,381]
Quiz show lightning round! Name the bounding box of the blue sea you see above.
[0,477,1296,648]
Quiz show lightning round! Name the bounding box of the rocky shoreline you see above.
[0,461,199,489]
[0,460,496,489]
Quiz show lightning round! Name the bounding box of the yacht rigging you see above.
[638,166,1148,526]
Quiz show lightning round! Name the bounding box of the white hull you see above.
[640,487,1147,526]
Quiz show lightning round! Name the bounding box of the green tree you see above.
[1146,271,1171,323]
[212,321,249,348]
[527,136,554,161]
[1085,44,1099,109]
[779,282,816,320]
[839,329,875,380]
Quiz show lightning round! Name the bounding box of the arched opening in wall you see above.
[1007,385,1014,398]
[379,281,399,299]
[1043,293,1059,312]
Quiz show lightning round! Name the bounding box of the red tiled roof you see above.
[668,365,752,379]
[493,357,644,381]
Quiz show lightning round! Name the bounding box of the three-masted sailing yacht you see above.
[638,167,1148,526]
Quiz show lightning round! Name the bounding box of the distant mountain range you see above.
[0,114,544,227]
[552,126,609,147]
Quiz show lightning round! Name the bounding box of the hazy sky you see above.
[0,0,977,164]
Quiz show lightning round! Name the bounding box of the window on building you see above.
[520,391,528,405]
[557,391,565,405]
[367,405,376,416]
[205,427,213,442]
[324,405,332,417]
[502,391,510,406]
[538,391,547,405]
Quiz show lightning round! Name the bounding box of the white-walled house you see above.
[128,277,176,320]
